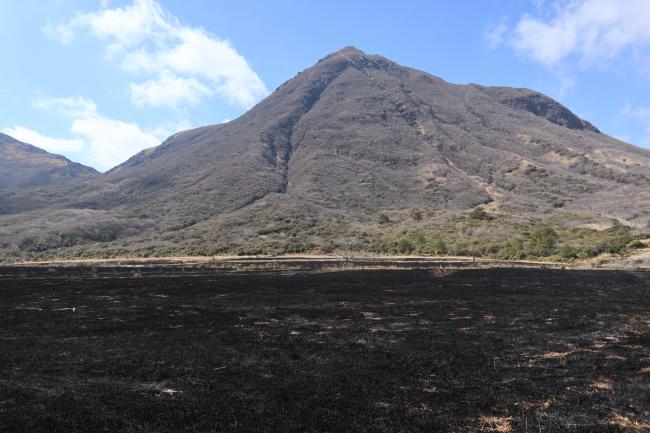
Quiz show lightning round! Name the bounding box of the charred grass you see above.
[0,267,649,432]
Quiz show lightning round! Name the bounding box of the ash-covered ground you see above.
[0,266,649,432]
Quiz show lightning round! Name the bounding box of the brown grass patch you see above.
[479,415,512,432]
[602,413,650,431]
[591,379,614,391]
[539,348,597,359]
[518,400,551,411]
[606,354,626,361]
[540,351,571,359]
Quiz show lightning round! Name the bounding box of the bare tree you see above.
[339,237,358,268]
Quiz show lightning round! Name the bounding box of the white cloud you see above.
[18,96,165,171]
[511,15,576,66]
[68,0,172,56]
[2,126,85,154]
[498,1,650,68]
[70,115,160,170]
[43,21,75,45]
[47,0,268,108]
[485,22,508,49]
[129,70,213,107]
[34,96,98,118]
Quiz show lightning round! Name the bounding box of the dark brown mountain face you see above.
[0,133,98,189]
[484,87,600,132]
[2,46,650,258]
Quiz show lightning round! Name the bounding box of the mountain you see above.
[0,133,98,188]
[2,46,650,258]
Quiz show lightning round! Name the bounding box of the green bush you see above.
[558,244,578,259]
[429,238,447,255]
[396,236,415,254]
[497,238,525,260]
[595,224,633,254]
[528,227,558,257]
[413,233,426,247]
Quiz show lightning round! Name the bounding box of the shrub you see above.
[413,233,426,246]
[528,227,558,257]
[497,238,525,260]
[552,200,565,208]
[396,236,415,254]
[430,238,447,255]
[627,239,646,250]
[410,209,423,222]
[233,244,269,256]
[450,241,474,256]
[558,244,578,259]
[597,224,633,254]
[469,207,491,221]
[278,240,314,254]
[377,213,391,225]
[320,242,336,254]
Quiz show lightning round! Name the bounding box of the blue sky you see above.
[2,0,650,171]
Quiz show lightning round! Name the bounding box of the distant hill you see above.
[2,47,650,259]
[0,133,98,188]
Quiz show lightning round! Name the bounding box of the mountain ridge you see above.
[0,133,99,188]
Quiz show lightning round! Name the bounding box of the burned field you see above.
[0,265,649,432]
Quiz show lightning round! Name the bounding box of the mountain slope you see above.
[0,133,98,188]
[106,46,650,219]
[2,46,650,257]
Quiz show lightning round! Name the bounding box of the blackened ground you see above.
[0,267,649,432]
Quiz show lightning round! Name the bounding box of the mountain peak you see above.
[330,45,366,56]
[0,133,99,188]
[317,46,370,65]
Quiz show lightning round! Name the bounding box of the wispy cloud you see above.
[621,103,650,146]
[485,21,508,50]
[44,0,268,109]
[34,96,98,118]
[489,0,650,86]
[621,103,650,121]
[43,20,75,45]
